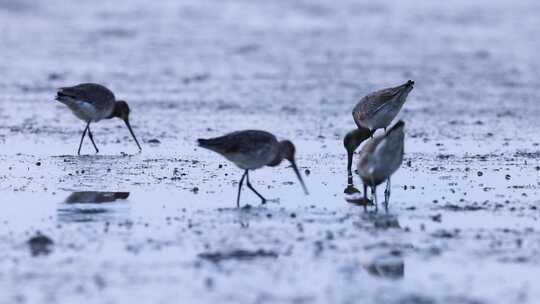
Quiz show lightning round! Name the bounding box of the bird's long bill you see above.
[290,161,309,195]
[124,119,142,152]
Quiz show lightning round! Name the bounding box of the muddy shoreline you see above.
[1,0,540,303]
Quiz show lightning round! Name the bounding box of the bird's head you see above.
[278,140,309,195]
[343,127,373,155]
[113,100,142,152]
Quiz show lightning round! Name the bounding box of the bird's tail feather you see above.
[197,138,215,149]
[197,138,231,154]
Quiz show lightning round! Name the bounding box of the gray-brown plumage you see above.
[357,120,405,208]
[55,83,142,155]
[353,80,414,132]
[198,130,309,207]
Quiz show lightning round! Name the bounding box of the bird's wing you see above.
[372,133,404,175]
[197,133,243,154]
[198,130,276,155]
[355,87,402,119]
[58,83,115,111]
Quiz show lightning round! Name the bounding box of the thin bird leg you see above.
[246,171,267,204]
[371,185,378,207]
[77,122,90,155]
[346,149,353,185]
[236,170,248,208]
[363,183,368,200]
[87,124,99,153]
[347,174,354,187]
[384,177,391,205]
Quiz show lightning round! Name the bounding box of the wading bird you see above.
[198,130,309,207]
[356,120,405,210]
[343,127,373,201]
[55,83,142,155]
[344,80,413,202]
[352,80,414,133]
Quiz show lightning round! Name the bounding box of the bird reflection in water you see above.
[365,254,404,280]
[58,191,130,223]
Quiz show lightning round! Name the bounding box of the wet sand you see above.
[1,0,540,303]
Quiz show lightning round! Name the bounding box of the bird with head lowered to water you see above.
[55,83,142,155]
[356,120,405,211]
[344,80,413,203]
[198,130,309,208]
[352,80,414,133]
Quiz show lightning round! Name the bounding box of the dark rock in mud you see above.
[198,249,278,263]
[431,229,459,239]
[430,214,442,222]
[240,204,253,211]
[27,233,54,257]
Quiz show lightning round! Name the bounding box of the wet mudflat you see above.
[1,0,540,303]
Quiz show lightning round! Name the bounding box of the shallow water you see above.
[1,0,540,303]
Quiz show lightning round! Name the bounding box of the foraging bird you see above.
[343,126,373,200]
[55,83,142,155]
[198,130,309,207]
[356,120,405,208]
[352,80,414,132]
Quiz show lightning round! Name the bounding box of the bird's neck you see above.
[107,103,120,119]
[267,153,284,167]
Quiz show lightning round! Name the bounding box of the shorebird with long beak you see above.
[352,80,414,133]
[357,120,405,210]
[198,130,309,208]
[55,83,142,155]
[343,126,373,202]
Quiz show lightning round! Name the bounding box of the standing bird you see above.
[357,120,405,209]
[352,80,414,133]
[197,130,309,207]
[55,83,142,155]
[344,80,413,203]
